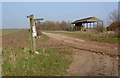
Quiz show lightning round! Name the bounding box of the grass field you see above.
[1,29,21,37]
[46,31,119,44]
[2,30,73,76]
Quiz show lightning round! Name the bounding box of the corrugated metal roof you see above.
[71,17,103,24]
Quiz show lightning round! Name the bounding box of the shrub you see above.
[93,25,106,33]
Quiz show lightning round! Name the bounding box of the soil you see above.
[2,30,30,49]
[67,49,118,76]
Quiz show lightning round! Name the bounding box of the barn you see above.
[71,16,103,31]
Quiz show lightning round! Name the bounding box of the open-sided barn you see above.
[71,17,103,31]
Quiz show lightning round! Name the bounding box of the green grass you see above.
[37,34,49,42]
[1,29,21,37]
[46,31,119,44]
[2,48,72,76]
[90,36,119,43]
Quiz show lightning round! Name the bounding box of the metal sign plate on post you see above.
[32,22,37,38]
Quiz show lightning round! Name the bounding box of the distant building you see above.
[71,16,103,31]
[106,22,120,31]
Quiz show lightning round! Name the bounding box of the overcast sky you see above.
[1,2,118,29]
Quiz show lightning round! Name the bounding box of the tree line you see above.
[36,21,73,31]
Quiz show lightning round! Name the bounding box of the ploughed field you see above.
[2,29,119,76]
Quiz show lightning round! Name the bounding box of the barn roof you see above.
[71,16,103,24]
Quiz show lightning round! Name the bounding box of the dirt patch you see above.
[67,49,118,76]
[2,30,30,49]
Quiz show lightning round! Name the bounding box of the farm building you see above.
[71,16,103,31]
[106,22,120,31]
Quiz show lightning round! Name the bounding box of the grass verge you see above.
[46,31,119,44]
[2,48,72,76]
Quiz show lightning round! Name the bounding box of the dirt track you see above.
[43,32,119,76]
[42,32,118,56]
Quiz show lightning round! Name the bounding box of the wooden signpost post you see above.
[27,14,43,54]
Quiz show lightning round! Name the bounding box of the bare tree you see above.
[108,10,119,24]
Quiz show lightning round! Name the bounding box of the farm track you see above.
[43,32,119,76]
[43,32,119,57]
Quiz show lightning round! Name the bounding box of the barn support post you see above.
[76,26,78,31]
[77,26,78,31]
[82,23,83,30]
[93,22,95,28]
[79,25,81,31]
[86,23,87,29]
[85,23,87,29]
[76,26,77,31]
[97,22,98,27]
[87,23,88,29]
[74,25,76,31]
[74,26,76,31]
[92,22,93,28]
[90,23,91,29]
[101,21,103,26]
[78,26,79,31]
[80,23,82,31]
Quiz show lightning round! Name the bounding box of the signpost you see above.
[27,14,43,54]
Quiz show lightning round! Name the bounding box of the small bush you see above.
[93,26,106,33]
